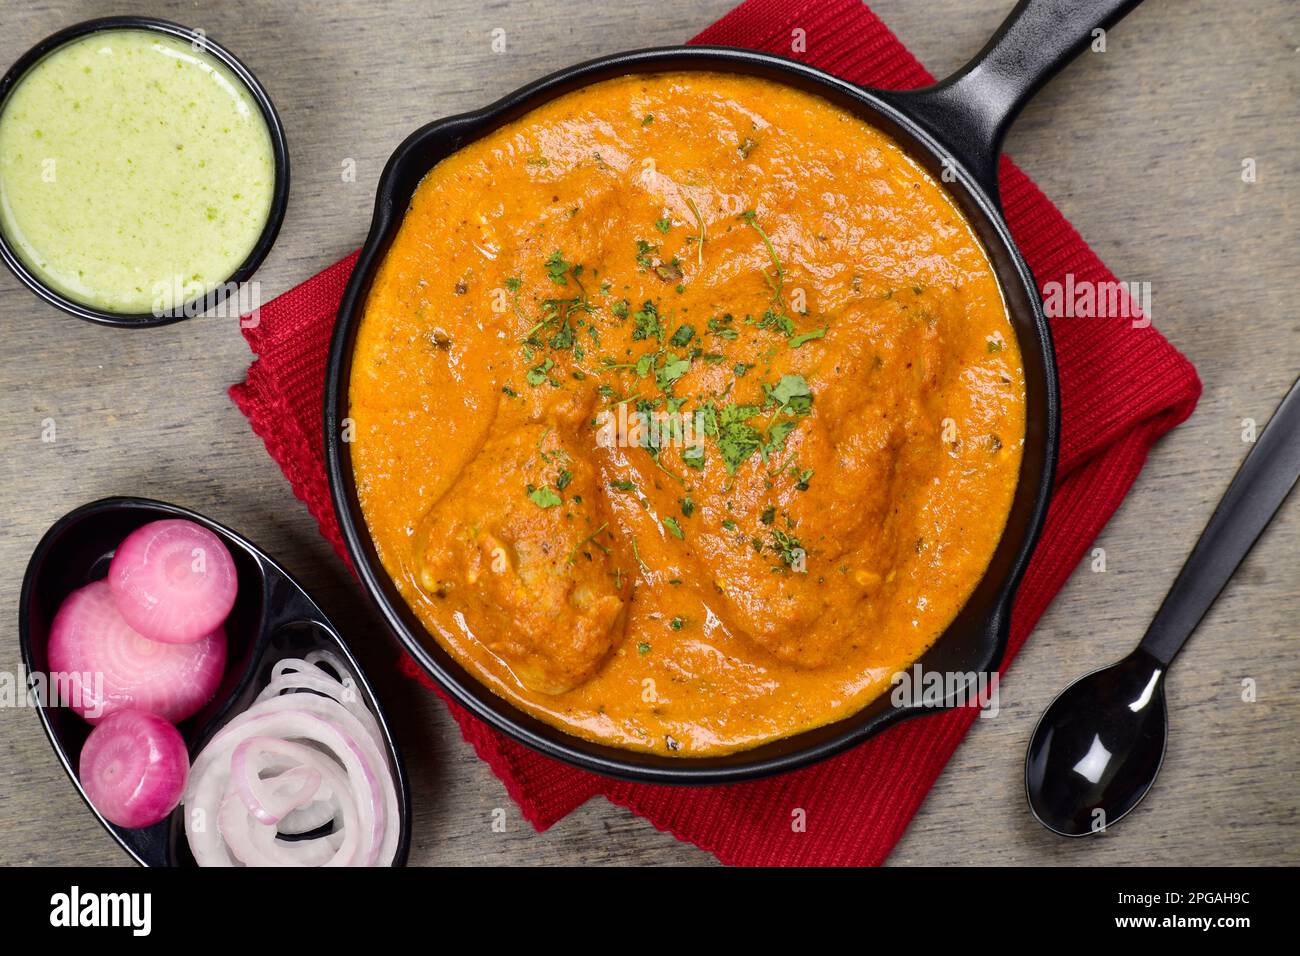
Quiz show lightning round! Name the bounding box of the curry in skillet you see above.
[349,72,1025,755]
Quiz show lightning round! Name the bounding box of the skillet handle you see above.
[881,0,1145,202]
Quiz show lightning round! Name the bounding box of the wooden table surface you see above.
[1,0,1295,867]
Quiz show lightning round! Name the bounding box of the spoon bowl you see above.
[1025,649,1168,836]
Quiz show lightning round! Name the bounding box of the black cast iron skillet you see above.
[325,0,1145,784]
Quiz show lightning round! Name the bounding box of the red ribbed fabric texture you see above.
[230,0,1201,865]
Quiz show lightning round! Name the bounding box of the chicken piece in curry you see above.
[350,72,1026,756]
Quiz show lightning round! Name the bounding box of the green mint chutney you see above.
[0,29,275,314]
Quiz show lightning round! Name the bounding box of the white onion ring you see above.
[183,655,399,867]
[228,751,341,835]
[217,741,360,867]
[256,671,383,753]
[231,741,321,825]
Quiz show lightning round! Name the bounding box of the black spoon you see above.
[1026,376,1300,836]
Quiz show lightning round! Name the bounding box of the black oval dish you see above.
[17,497,411,866]
[0,17,290,328]
[325,1,1142,783]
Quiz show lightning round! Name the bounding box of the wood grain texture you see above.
[0,0,1295,867]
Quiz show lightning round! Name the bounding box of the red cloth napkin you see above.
[231,0,1201,865]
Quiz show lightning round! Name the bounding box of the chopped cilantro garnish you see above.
[669,323,696,348]
[663,516,684,539]
[526,484,561,508]
[770,528,804,569]
[635,239,658,271]
[739,210,787,313]
[548,320,575,350]
[765,419,798,454]
[526,357,554,386]
[753,308,795,337]
[790,327,827,348]
[566,522,610,564]
[767,374,813,414]
[544,250,571,285]
[631,301,663,342]
[707,314,739,340]
[655,353,691,391]
[717,403,764,474]
[630,535,649,572]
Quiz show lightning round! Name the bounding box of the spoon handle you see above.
[1139,376,1300,667]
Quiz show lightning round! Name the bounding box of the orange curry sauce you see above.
[350,73,1025,756]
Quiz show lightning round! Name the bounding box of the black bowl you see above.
[17,497,411,866]
[0,17,290,327]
